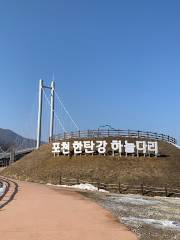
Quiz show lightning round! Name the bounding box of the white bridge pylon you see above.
[36,79,79,149]
[36,80,53,149]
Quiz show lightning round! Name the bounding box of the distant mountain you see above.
[0,128,36,151]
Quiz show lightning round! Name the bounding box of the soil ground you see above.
[0,180,137,240]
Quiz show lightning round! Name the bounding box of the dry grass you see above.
[1,137,180,188]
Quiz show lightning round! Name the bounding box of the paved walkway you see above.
[0,181,137,240]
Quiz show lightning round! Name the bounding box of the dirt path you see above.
[0,181,137,240]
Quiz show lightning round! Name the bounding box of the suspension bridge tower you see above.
[36,80,55,149]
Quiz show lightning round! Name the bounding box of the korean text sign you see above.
[52,140,158,157]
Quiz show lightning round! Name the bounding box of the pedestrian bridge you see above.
[0,148,35,167]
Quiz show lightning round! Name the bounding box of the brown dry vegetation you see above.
[1,137,180,188]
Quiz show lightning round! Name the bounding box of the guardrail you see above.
[51,129,177,144]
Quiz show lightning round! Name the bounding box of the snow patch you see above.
[171,143,180,149]
[175,144,180,149]
[160,197,180,205]
[109,196,160,206]
[0,184,6,197]
[47,183,109,193]
[121,217,180,231]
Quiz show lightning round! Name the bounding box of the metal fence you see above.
[51,129,177,144]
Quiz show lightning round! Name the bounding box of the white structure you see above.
[36,79,55,149]
[52,140,159,157]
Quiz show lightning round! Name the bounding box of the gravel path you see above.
[80,191,180,240]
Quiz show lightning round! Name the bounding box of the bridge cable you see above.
[42,88,67,133]
[54,90,79,131]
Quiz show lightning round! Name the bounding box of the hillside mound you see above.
[1,138,180,188]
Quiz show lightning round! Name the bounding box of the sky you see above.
[0,0,180,142]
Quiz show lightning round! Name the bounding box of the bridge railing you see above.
[51,129,177,144]
[0,147,35,160]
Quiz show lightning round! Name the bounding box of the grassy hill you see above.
[1,137,180,188]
